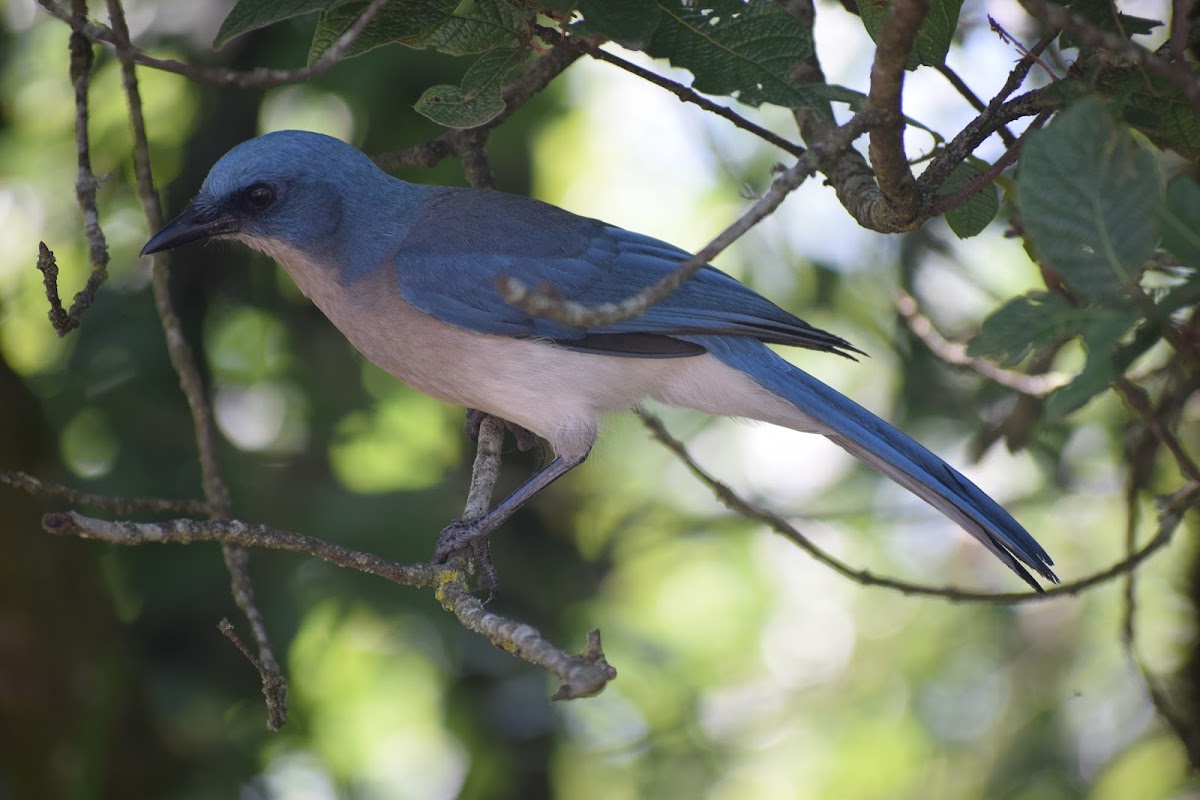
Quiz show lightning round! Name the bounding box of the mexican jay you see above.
[142,130,1057,590]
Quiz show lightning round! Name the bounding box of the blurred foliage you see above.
[1,1,1199,800]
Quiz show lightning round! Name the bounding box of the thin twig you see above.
[638,409,1195,603]
[935,63,1017,147]
[499,111,878,327]
[1114,378,1200,484]
[0,468,213,515]
[43,511,438,584]
[37,0,111,337]
[895,291,1070,395]
[866,0,930,224]
[105,0,285,728]
[988,16,1061,82]
[37,0,392,89]
[538,25,806,158]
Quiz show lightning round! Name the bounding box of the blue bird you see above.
[142,130,1057,590]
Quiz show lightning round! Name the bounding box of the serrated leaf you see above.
[1018,96,1163,304]
[641,0,827,111]
[858,0,964,69]
[939,160,999,239]
[308,0,528,63]
[1043,309,1145,419]
[1101,72,1200,160]
[966,293,1078,367]
[216,0,343,49]
[573,0,660,49]
[414,46,528,127]
[1160,176,1200,269]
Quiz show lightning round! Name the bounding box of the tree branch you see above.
[638,409,1195,603]
[498,111,878,327]
[866,0,930,226]
[105,0,285,728]
[1018,0,1200,117]
[37,0,392,89]
[40,510,618,699]
[0,468,212,516]
[37,0,111,337]
[537,25,806,158]
[895,290,1070,396]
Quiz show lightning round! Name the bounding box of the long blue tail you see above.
[700,336,1057,590]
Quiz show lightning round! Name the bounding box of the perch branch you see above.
[41,510,618,699]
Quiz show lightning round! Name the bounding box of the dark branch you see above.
[638,410,1195,603]
[106,0,283,727]
[37,0,392,89]
[538,25,806,158]
[498,112,878,327]
[0,468,213,515]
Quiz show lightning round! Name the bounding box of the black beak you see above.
[141,203,240,256]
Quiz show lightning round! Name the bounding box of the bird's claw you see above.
[433,518,475,563]
[464,409,547,468]
[433,519,499,603]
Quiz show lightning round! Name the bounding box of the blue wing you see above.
[391,187,861,359]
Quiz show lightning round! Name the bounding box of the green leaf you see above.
[1043,310,1148,419]
[968,292,1147,419]
[308,0,528,63]
[966,293,1078,367]
[1102,72,1200,161]
[1060,0,1160,50]
[938,160,999,239]
[215,0,343,49]
[858,0,964,69]
[1018,96,1163,304]
[573,0,661,49]
[414,46,528,127]
[1160,176,1200,269]
[641,0,826,111]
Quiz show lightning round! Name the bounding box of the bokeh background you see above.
[0,0,1196,797]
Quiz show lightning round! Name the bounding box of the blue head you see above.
[142,130,406,261]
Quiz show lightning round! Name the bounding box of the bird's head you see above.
[141,130,383,258]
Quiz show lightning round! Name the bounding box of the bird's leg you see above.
[465,409,547,468]
[433,450,591,562]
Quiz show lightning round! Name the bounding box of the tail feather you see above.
[703,337,1057,590]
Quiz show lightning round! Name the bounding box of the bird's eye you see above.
[243,183,276,210]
